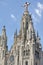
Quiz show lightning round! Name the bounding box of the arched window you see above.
[25,61,28,65]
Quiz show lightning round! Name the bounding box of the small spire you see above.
[37,31,40,40]
[2,26,6,30]
[14,29,17,38]
[37,31,39,37]
[1,26,7,41]
[15,29,17,36]
[3,26,5,28]
[2,26,6,36]
[14,29,17,44]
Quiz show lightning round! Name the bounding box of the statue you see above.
[23,2,30,11]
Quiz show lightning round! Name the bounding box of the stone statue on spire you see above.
[24,2,30,11]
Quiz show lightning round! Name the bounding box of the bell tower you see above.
[20,2,42,65]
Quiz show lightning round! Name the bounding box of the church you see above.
[0,2,43,65]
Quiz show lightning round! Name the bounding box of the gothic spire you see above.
[14,29,17,43]
[37,31,39,37]
[1,26,7,49]
[37,31,40,40]
[21,2,31,41]
[2,26,6,39]
[14,29,17,38]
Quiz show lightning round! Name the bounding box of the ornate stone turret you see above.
[2,26,6,39]
[36,31,42,49]
[1,26,7,47]
[37,31,40,41]
[0,26,8,65]
[36,31,40,44]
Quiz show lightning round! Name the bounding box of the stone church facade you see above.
[0,2,43,65]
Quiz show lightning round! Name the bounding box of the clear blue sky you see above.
[0,0,43,50]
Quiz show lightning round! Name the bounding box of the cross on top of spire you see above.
[24,2,30,11]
